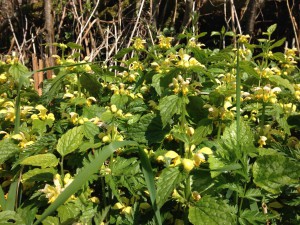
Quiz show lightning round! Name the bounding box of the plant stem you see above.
[259,102,266,136]
[236,43,241,149]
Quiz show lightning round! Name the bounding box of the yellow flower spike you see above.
[158,36,173,49]
[133,37,146,50]
[102,135,111,143]
[258,136,267,148]
[182,158,194,173]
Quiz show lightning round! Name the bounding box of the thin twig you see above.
[8,17,24,64]
[75,0,100,45]
[287,0,300,54]
[126,0,146,49]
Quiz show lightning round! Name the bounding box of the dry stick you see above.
[8,17,24,64]
[126,0,146,49]
[75,0,100,45]
[287,0,300,55]
[57,4,67,38]
[230,0,237,47]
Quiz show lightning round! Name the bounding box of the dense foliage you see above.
[0,24,299,224]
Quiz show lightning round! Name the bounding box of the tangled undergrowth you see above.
[0,24,299,225]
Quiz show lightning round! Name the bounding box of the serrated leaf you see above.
[158,95,185,127]
[110,157,139,176]
[156,167,186,208]
[82,121,99,140]
[0,139,20,164]
[242,188,262,201]
[269,75,295,94]
[22,168,56,182]
[152,74,163,96]
[57,203,80,224]
[111,94,129,108]
[20,153,58,168]
[253,155,300,194]
[0,210,24,225]
[271,52,286,61]
[79,73,102,98]
[57,126,84,157]
[239,61,259,78]
[126,113,169,144]
[40,216,59,225]
[188,196,236,225]
[239,209,268,225]
[267,24,277,34]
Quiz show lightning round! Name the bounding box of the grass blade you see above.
[139,148,162,225]
[33,141,137,225]
[6,181,18,211]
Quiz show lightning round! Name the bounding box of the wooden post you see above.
[45,56,53,79]
[37,59,44,96]
[32,54,39,93]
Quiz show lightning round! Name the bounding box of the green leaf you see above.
[239,61,259,78]
[40,216,59,225]
[238,209,269,225]
[114,47,133,59]
[139,148,162,225]
[0,210,24,225]
[79,73,102,99]
[110,157,139,176]
[188,196,236,225]
[158,95,185,127]
[82,121,99,140]
[33,141,137,225]
[22,168,56,182]
[57,126,84,157]
[152,74,163,96]
[6,181,18,211]
[267,24,277,35]
[156,167,186,208]
[126,113,169,144]
[270,37,286,49]
[253,155,300,194]
[20,153,59,168]
[0,139,20,164]
[269,76,294,93]
[66,42,83,50]
[111,94,129,109]
[57,203,80,224]
[242,188,262,201]
[211,31,221,36]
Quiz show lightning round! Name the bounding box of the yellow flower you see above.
[182,158,194,173]
[35,105,48,120]
[129,61,143,70]
[238,34,250,43]
[133,37,146,50]
[158,36,173,49]
[69,112,78,124]
[47,113,55,121]
[258,136,267,147]
[0,73,7,84]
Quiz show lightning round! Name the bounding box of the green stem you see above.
[60,156,64,178]
[14,84,22,134]
[77,73,81,97]
[259,102,266,136]
[184,176,191,225]
[236,43,241,149]
[239,183,247,215]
